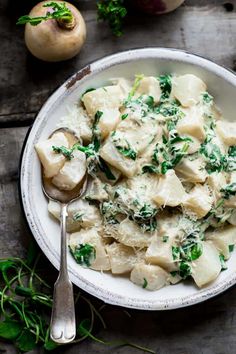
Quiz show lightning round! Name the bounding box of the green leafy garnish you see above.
[52,145,74,160]
[99,158,116,180]
[221,183,236,199]
[97,0,127,36]
[115,139,137,161]
[179,261,191,279]
[127,74,144,100]
[162,236,169,243]
[200,141,226,173]
[94,110,103,126]
[70,244,96,267]
[172,246,180,261]
[73,212,84,221]
[150,132,191,174]
[142,278,148,289]
[159,75,172,101]
[121,113,128,120]
[142,164,159,174]
[229,244,235,252]
[202,92,213,104]
[81,88,96,97]
[17,2,73,26]
[219,254,227,271]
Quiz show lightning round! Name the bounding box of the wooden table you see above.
[1,0,236,353]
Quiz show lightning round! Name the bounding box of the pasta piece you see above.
[175,157,207,183]
[145,231,179,272]
[130,264,169,291]
[52,150,86,191]
[82,85,125,138]
[191,241,221,287]
[85,178,108,202]
[172,74,206,107]
[228,210,236,226]
[99,140,138,178]
[35,132,68,178]
[114,219,154,248]
[207,172,227,200]
[58,106,92,143]
[105,243,139,274]
[206,225,236,259]
[183,184,213,218]
[110,78,132,96]
[69,229,110,271]
[176,106,206,141]
[82,85,124,116]
[216,121,236,145]
[152,170,187,207]
[48,199,102,233]
[135,76,161,103]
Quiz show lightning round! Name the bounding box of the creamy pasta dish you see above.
[35,73,236,291]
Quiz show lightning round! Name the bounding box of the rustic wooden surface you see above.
[1,0,236,353]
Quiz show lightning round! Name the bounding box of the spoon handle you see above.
[50,203,76,343]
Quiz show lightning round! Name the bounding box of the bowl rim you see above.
[20,47,236,310]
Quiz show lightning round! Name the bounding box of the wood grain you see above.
[0,0,236,123]
[1,1,236,353]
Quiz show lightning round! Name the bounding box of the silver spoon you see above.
[41,128,87,344]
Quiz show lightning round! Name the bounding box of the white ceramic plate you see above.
[20,48,236,310]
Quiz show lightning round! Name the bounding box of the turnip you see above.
[134,0,185,15]
[17,1,86,62]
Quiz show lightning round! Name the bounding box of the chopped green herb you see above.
[52,145,74,160]
[143,95,155,108]
[142,278,148,289]
[98,158,116,180]
[221,183,236,199]
[200,141,225,173]
[116,145,137,160]
[202,92,213,104]
[172,246,180,261]
[73,212,84,221]
[219,254,227,271]
[229,244,235,252]
[94,110,103,126]
[142,164,159,174]
[162,236,169,243]
[170,271,178,277]
[159,75,172,101]
[70,244,96,267]
[179,261,191,279]
[81,88,96,97]
[127,74,144,100]
[17,2,73,26]
[121,113,128,120]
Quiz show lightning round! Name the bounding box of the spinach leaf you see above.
[221,183,236,199]
[70,244,96,267]
[159,75,172,101]
[116,144,137,160]
[142,278,148,289]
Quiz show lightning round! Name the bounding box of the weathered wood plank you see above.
[0,0,236,123]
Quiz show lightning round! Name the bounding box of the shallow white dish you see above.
[20,48,236,310]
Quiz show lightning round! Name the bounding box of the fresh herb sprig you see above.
[0,243,155,353]
[17,2,73,26]
[97,0,128,36]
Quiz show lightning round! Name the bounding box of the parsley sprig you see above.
[97,0,127,36]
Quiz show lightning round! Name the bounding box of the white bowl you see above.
[20,48,236,310]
